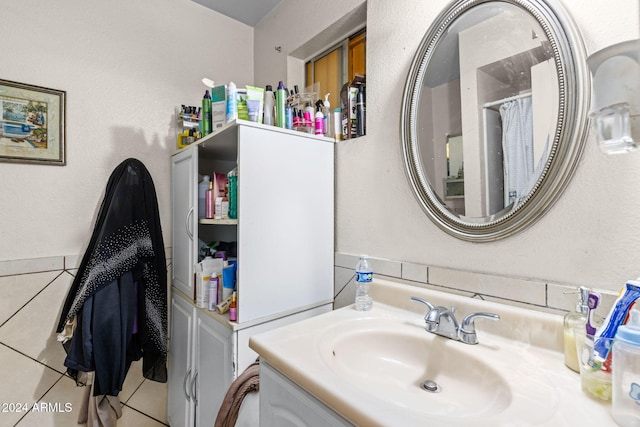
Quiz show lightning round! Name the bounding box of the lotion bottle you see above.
[323,93,332,137]
[564,286,589,372]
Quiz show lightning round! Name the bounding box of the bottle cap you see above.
[266,85,272,91]
[616,309,640,345]
[277,81,285,90]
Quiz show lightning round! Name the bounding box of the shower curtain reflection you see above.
[500,97,534,207]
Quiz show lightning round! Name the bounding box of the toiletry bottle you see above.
[198,175,210,218]
[263,85,274,126]
[221,185,229,219]
[292,108,301,130]
[202,90,212,136]
[229,292,237,321]
[564,286,589,372]
[227,167,237,219]
[226,82,238,123]
[285,103,293,130]
[355,255,373,311]
[303,102,314,131]
[276,81,287,128]
[323,93,332,137]
[205,181,214,219]
[314,100,324,135]
[333,108,342,140]
[356,85,366,137]
[613,309,640,426]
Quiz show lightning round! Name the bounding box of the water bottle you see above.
[355,255,373,311]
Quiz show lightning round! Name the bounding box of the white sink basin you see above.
[323,321,511,418]
[250,279,613,426]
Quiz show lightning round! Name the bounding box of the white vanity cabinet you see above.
[168,120,335,427]
[260,362,351,427]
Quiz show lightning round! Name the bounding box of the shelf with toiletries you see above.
[169,119,334,427]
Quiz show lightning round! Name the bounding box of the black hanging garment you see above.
[56,158,167,397]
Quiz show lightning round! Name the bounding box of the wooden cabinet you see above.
[168,120,335,427]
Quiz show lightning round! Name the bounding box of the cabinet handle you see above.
[186,207,194,240]
[183,367,192,400]
[191,370,198,405]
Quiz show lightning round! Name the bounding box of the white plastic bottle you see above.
[355,255,373,311]
[613,309,640,426]
[226,82,238,123]
[323,93,332,137]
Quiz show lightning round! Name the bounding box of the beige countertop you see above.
[250,278,614,426]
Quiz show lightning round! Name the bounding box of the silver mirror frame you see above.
[401,0,590,242]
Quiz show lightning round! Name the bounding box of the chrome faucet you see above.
[410,296,500,345]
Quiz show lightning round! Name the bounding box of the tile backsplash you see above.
[0,251,617,321]
[334,252,618,320]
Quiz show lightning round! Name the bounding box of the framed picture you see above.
[0,79,66,165]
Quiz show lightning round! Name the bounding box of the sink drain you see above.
[420,380,441,393]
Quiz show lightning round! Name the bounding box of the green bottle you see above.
[202,90,212,136]
[276,81,287,128]
[227,167,237,219]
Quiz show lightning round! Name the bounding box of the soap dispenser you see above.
[564,286,589,372]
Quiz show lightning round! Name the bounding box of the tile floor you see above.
[0,270,168,427]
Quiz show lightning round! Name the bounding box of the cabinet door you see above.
[237,126,334,322]
[260,362,350,427]
[194,311,234,427]
[167,293,196,427]
[171,147,198,297]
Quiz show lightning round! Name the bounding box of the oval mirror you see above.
[401,0,590,241]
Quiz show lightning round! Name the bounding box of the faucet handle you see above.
[410,296,434,311]
[459,312,500,345]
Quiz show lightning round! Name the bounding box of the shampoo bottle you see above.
[564,286,589,372]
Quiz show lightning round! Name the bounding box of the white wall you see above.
[0,0,253,261]
[256,0,640,293]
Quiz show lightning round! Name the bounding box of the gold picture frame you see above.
[0,79,66,165]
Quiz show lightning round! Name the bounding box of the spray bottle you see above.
[275,81,287,128]
[202,90,212,136]
[263,85,274,126]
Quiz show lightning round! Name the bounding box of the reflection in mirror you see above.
[417,2,557,218]
[402,0,590,241]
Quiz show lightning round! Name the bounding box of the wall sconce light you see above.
[587,39,640,154]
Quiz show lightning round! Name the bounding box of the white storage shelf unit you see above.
[171,119,335,324]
